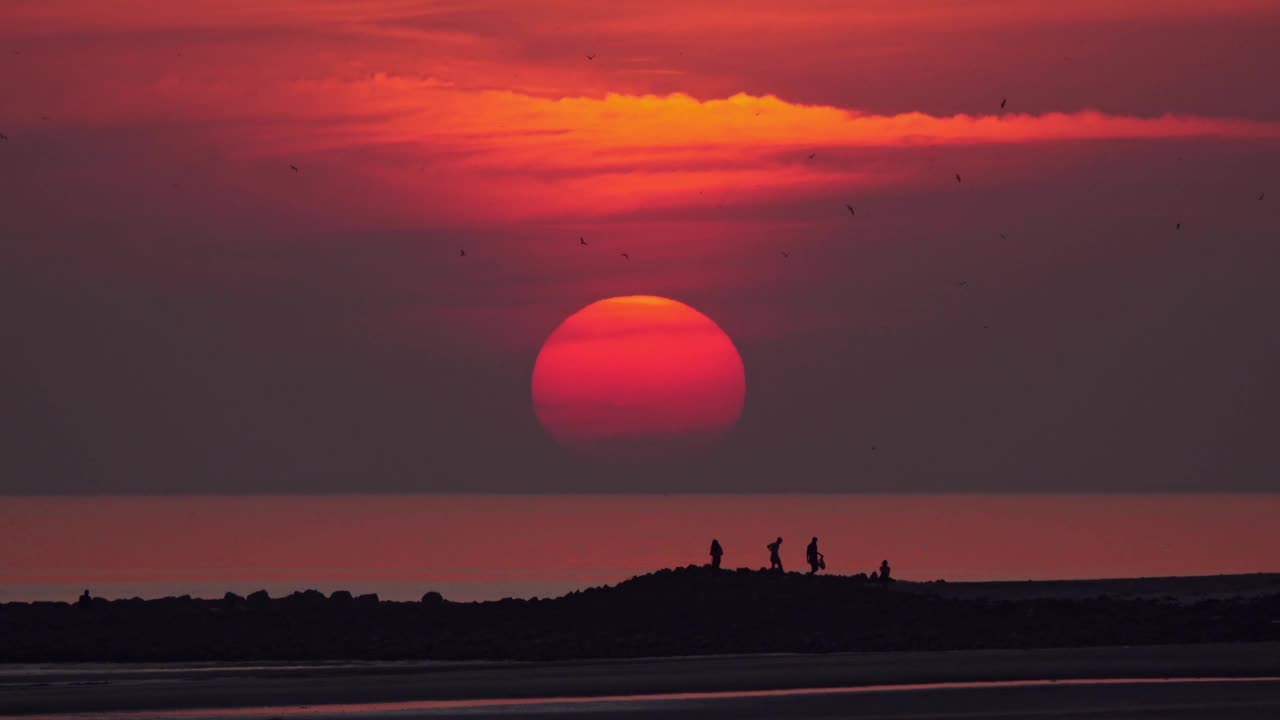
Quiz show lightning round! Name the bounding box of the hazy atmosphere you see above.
[4,0,1280,493]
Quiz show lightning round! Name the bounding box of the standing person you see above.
[767,537,784,572]
[806,537,824,575]
[709,539,724,569]
[879,559,892,583]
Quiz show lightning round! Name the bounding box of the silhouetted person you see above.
[77,589,91,608]
[879,560,893,583]
[709,539,724,569]
[767,537,783,572]
[806,537,824,575]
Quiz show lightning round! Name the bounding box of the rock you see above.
[2,568,1278,662]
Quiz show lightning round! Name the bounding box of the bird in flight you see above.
[1000,98,1007,109]
[845,203,855,216]
[1176,223,1181,230]
[955,173,963,183]
[459,248,466,257]
[808,153,816,159]
[999,233,1007,240]
[0,132,7,141]
[620,252,630,260]
[579,236,588,245]
[956,280,969,288]
[586,54,596,61]
[780,251,791,258]
[1260,192,1266,201]
[289,164,299,172]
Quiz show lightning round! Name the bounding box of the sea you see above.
[2,494,1277,603]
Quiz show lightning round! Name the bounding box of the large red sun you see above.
[531,296,746,456]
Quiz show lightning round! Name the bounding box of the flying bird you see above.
[999,233,1007,240]
[0,132,7,141]
[1000,98,1007,109]
[289,164,299,172]
[459,249,466,257]
[845,203,855,216]
[620,252,630,260]
[1176,223,1181,230]
[956,280,969,288]
[780,251,790,258]
[955,173,963,183]
[586,54,596,60]
[808,153,816,159]
[1260,192,1266,201]
[579,236,587,245]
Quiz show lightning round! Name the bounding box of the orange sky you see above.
[2,1,1279,492]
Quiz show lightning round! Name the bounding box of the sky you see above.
[2,0,1279,493]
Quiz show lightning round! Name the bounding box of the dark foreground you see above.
[2,644,1279,717]
[2,567,1278,662]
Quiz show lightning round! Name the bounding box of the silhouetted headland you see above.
[3,567,1278,662]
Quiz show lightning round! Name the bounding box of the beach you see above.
[4,642,1280,717]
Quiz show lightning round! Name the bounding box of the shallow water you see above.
[2,494,1277,602]
[14,677,1280,720]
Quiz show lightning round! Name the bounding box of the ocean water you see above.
[1,494,1276,603]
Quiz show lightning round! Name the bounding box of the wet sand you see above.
[3,642,1278,716]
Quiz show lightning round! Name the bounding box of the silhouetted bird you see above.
[459,249,466,257]
[846,203,855,216]
[999,233,1007,240]
[1260,192,1266,201]
[0,132,7,141]
[956,280,969,287]
[621,252,630,260]
[808,153,816,159]
[289,164,299,172]
[955,173,963,183]
[1176,223,1181,230]
[586,54,596,60]
[40,115,50,121]
[871,445,878,451]
[780,251,790,258]
[579,236,587,245]
[1001,98,1007,109]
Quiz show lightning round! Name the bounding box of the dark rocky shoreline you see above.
[3,567,1278,662]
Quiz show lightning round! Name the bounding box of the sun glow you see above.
[531,296,746,456]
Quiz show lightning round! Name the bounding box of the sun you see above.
[531,296,746,457]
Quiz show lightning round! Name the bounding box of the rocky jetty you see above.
[3,567,1277,662]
